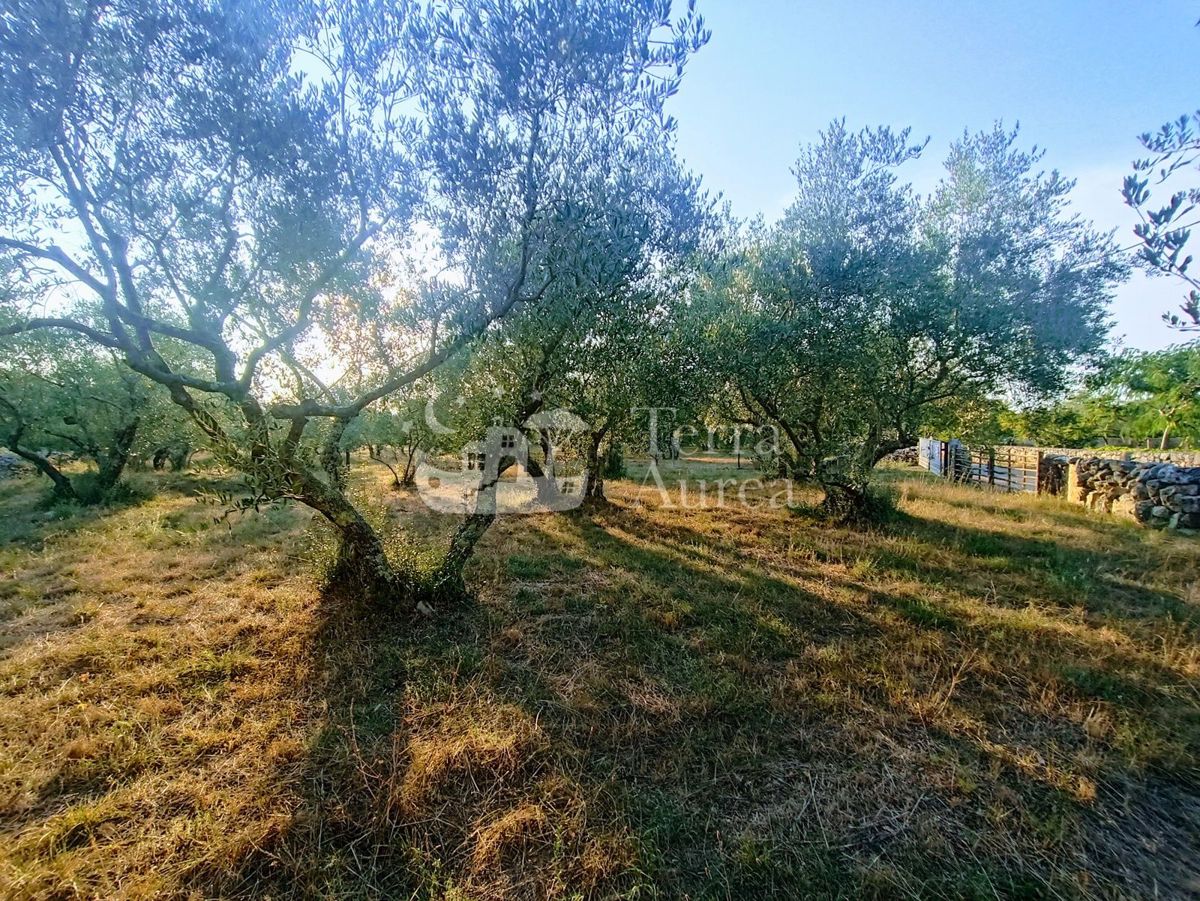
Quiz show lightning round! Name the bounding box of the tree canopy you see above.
[697,123,1124,517]
[0,0,709,608]
[1124,111,1200,333]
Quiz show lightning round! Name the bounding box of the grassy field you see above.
[0,459,1198,899]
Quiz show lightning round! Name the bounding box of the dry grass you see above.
[0,460,1198,899]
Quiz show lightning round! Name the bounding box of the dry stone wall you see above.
[1037,447,1200,467]
[1066,457,1200,531]
[914,438,1199,533]
[881,446,919,465]
[0,451,31,479]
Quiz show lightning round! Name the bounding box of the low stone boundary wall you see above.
[881,446,919,465]
[916,439,1200,532]
[1065,457,1200,530]
[1037,447,1200,468]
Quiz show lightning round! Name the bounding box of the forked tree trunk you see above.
[329,516,435,613]
[93,417,140,498]
[295,468,432,614]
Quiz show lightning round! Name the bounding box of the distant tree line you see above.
[926,346,1200,451]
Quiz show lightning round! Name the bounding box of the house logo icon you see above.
[415,410,589,514]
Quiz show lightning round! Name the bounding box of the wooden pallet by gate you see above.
[954,445,1041,494]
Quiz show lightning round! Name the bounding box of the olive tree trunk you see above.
[817,477,873,521]
[583,428,608,499]
[369,446,405,489]
[294,467,433,614]
[430,461,509,600]
[9,444,77,501]
[816,429,887,524]
[92,417,140,498]
[0,400,77,501]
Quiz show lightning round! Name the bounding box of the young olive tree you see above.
[425,149,712,585]
[706,123,1123,520]
[0,0,706,610]
[0,330,152,502]
[561,210,724,498]
[349,402,436,490]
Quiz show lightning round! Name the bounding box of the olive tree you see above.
[706,123,1123,520]
[0,330,151,502]
[0,0,706,610]
[350,401,437,490]
[423,149,712,584]
[561,218,725,498]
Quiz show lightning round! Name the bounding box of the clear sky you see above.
[665,0,1200,351]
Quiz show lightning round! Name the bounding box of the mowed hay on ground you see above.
[0,462,1198,899]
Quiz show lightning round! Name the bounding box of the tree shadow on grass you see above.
[0,475,155,551]
[187,491,1200,899]
[897,476,1180,543]
[196,588,664,899]
[529,508,1199,898]
[882,509,1200,628]
[188,506,899,897]
[564,500,1200,893]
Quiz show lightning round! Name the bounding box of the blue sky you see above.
[665,1,1200,351]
